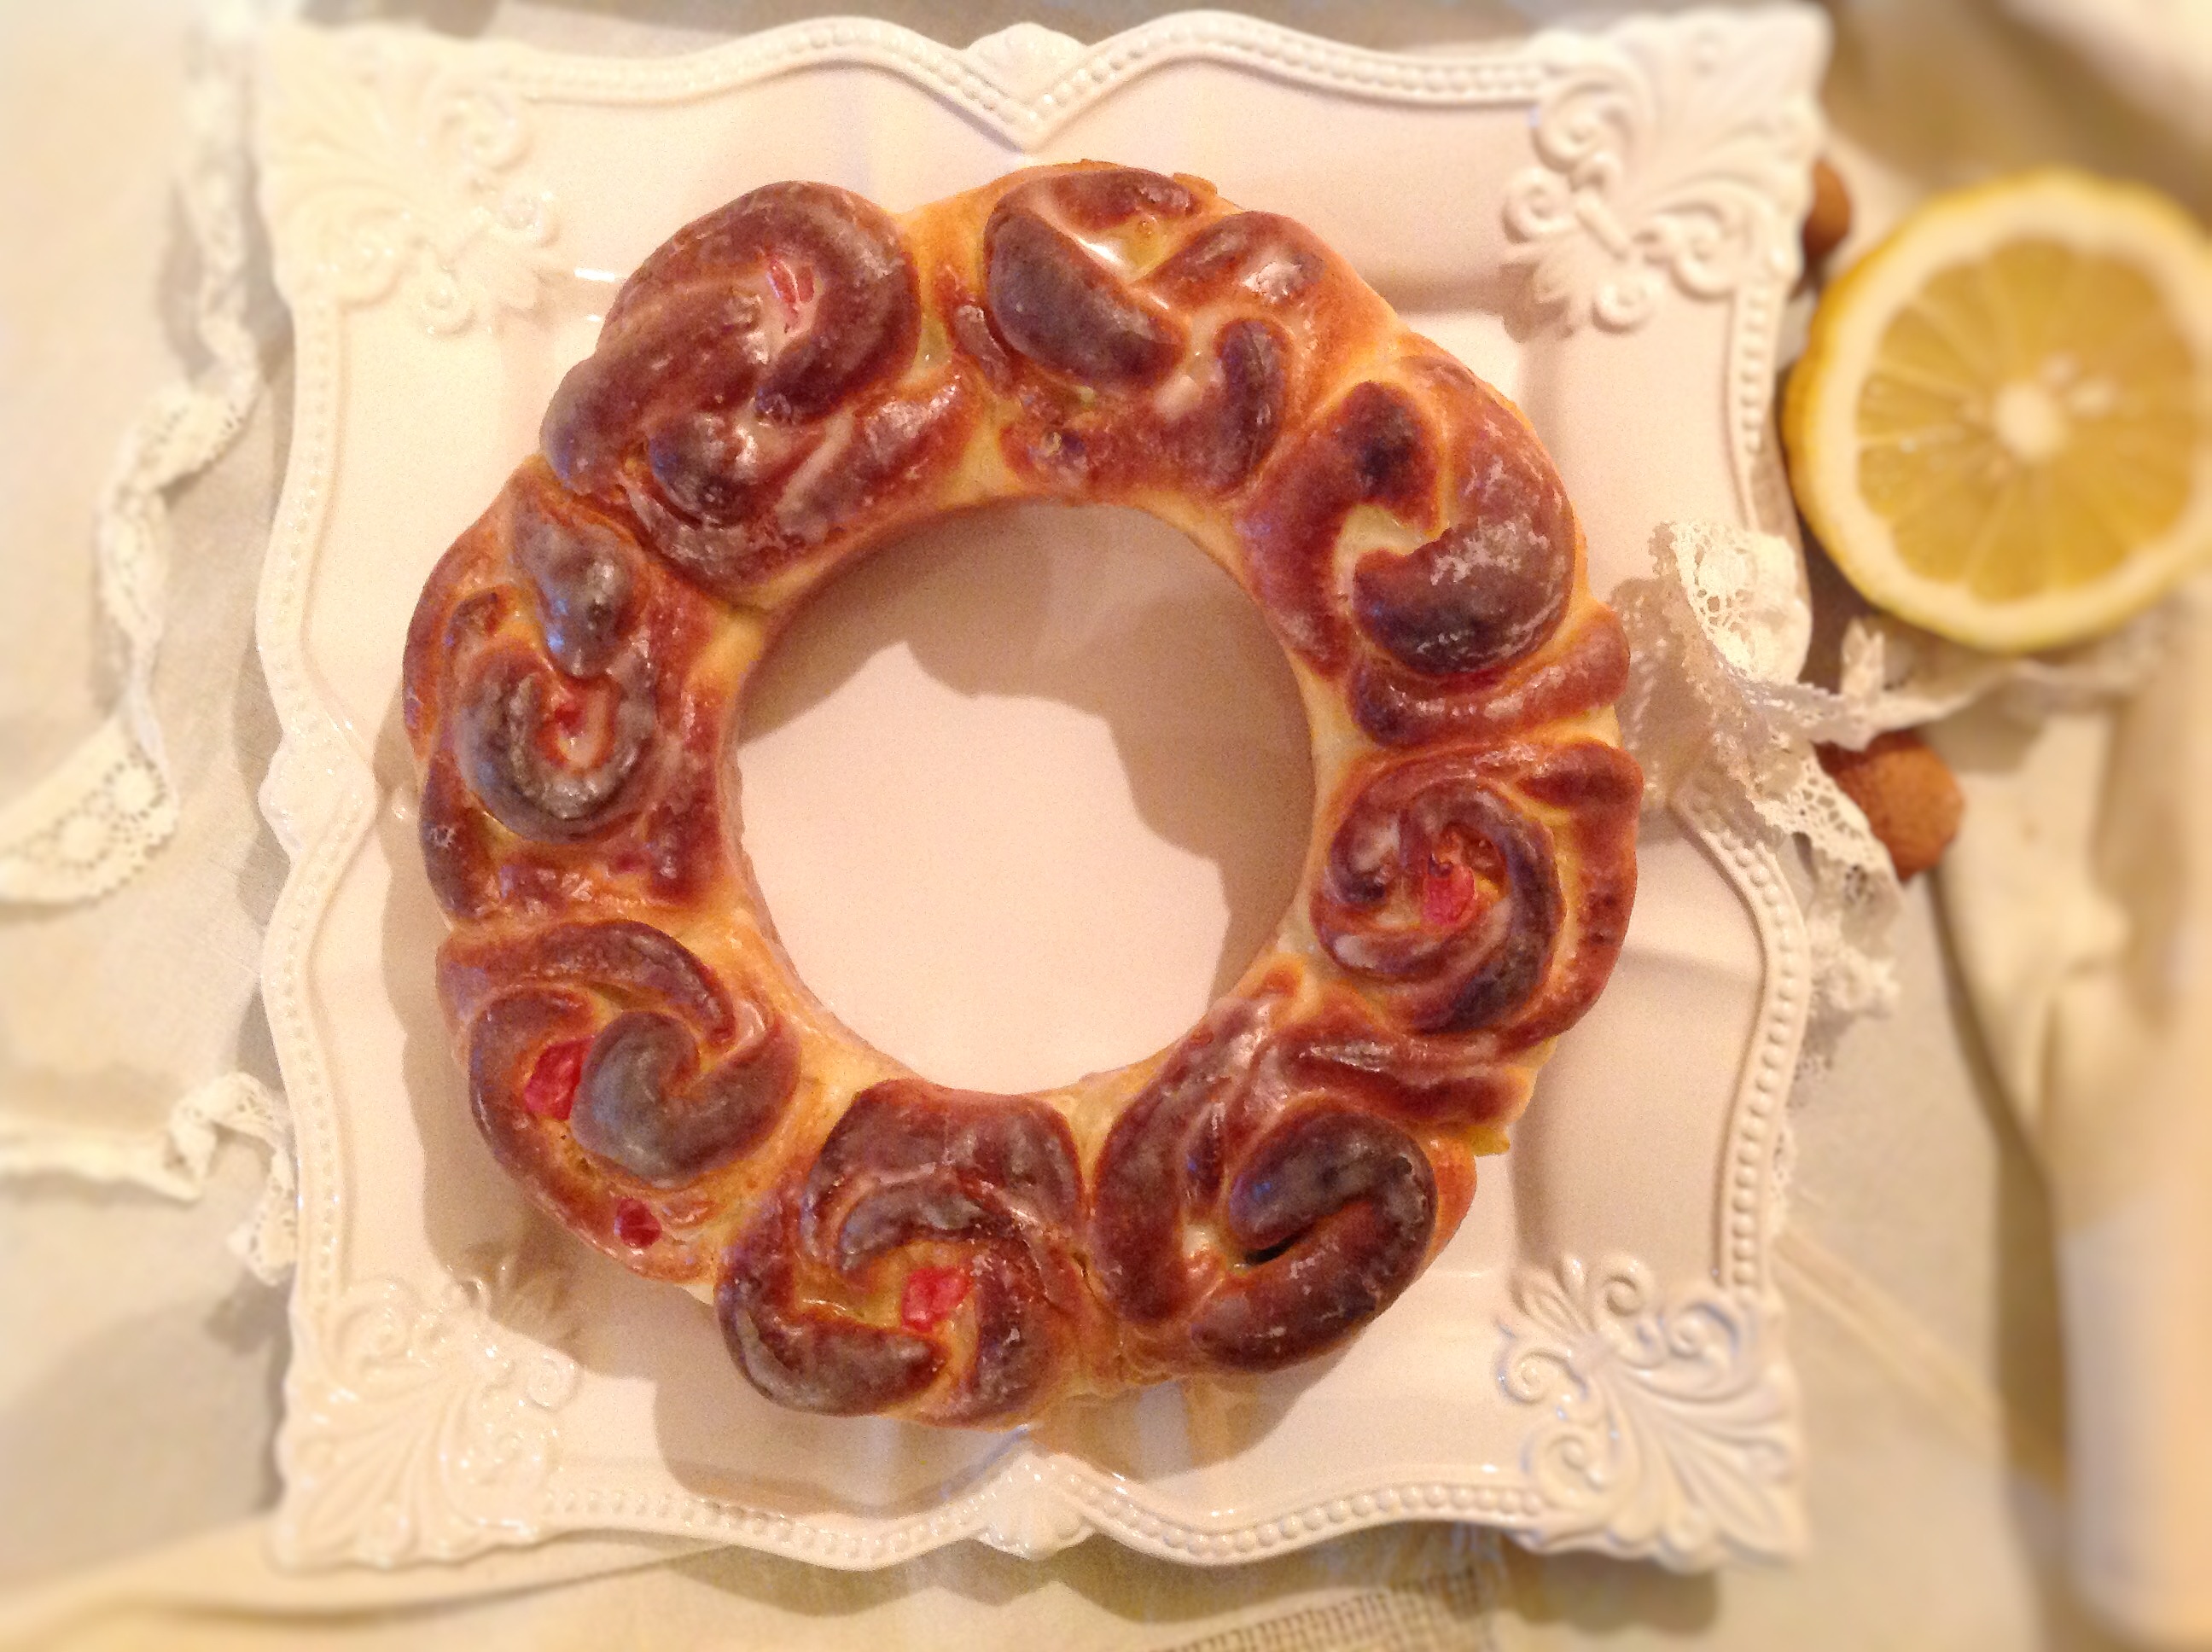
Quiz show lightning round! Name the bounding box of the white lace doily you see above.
[1618,520,2167,1068]
[0,3,276,905]
[0,0,300,1283]
[0,1072,295,1283]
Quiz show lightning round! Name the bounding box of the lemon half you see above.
[1784,170,2212,653]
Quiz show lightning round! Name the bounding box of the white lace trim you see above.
[0,1071,297,1283]
[0,0,301,1284]
[1618,521,2163,1068]
[0,4,271,904]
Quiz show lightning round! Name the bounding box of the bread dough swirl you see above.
[405,163,1641,1426]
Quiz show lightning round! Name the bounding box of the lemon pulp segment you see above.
[1854,242,2197,604]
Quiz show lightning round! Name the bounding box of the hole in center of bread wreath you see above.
[736,499,1314,1096]
[405,162,1643,1427]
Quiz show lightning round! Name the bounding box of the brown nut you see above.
[1802,157,1854,272]
[1816,730,1965,881]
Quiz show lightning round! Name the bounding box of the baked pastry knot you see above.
[405,163,1641,1426]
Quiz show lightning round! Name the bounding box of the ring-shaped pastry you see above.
[405,163,1642,1427]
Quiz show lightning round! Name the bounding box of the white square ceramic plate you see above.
[254,6,1825,1574]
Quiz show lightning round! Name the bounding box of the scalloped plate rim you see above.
[252,3,1825,1574]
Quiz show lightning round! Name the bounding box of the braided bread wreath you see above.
[404,162,1642,1429]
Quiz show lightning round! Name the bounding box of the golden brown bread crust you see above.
[404,163,1642,1426]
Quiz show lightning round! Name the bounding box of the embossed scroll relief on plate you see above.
[258,9,1821,1572]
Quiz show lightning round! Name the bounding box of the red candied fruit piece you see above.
[613,1198,661,1249]
[764,254,814,325]
[1420,853,1476,928]
[532,689,590,764]
[521,1039,591,1120]
[899,1265,971,1333]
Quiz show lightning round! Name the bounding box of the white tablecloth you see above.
[1,1,2202,1646]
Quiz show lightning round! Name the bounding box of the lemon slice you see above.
[1784,169,2212,652]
